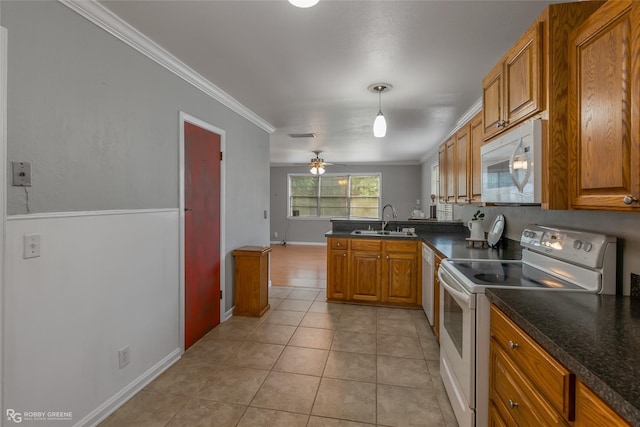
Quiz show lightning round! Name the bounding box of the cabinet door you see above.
[575,380,631,427]
[438,143,447,203]
[469,111,484,202]
[446,137,457,203]
[504,23,543,127]
[569,0,640,210]
[483,60,504,139]
[456,125,470,204]
[350,251,382,302]
[383,252,418,304]
[327,249,348,300]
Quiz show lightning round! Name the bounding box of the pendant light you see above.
[288,0,319,8]
[369,83,392,138]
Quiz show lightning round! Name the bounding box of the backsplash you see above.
[461,205,640,295]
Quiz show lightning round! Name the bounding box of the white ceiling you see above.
[100,0,555,166]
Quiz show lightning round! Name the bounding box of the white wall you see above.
[270,164,423,243]
[5,211,180,426]
[1,1,270,425]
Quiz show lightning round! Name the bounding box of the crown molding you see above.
[59,0,276,134]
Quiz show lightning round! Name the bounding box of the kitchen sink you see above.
[350,229,417,238]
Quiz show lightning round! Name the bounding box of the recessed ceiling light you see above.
[288,0,319,8]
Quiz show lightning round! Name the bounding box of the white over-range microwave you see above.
[481,119,543,204]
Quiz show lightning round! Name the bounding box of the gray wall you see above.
[2,0,270,309]
[270,164,423,243]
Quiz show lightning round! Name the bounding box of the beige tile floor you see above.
[100,286,458,427]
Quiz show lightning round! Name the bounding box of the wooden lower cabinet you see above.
[349,238,383,302]
[489,304,633,427]
[490,305,571,426]
[326,237,420,306]
[575,380,631,427]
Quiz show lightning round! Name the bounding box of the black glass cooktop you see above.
[446,260,584,290]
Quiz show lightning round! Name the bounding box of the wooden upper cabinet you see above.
[483,62,504,139]
[455,125,469,204]
[483,22,542,140]
[504,23,543,128]
[469,111,484,203]
[569,0,640,211]
[445,137,456,203]
[438,143,447,203]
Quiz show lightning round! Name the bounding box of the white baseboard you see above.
[78,348,181,427]
[269,241,327,246]
[223,307,234,321]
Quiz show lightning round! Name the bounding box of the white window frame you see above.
[432,162,452,220]
[287,173,382,219]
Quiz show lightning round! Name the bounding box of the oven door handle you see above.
[438,268,474,308]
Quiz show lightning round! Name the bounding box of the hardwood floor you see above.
[270,244,326,289]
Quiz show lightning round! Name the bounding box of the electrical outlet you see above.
[274,231,278,238]
[118,346,130,369]
[631,273,640,299]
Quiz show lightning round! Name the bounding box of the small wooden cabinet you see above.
[575,380,631,427]
[483,22,543,140]
[232,246,271,317]
[568,0,640,211]
[326,237,421,307]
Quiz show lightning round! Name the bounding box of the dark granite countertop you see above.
[487,289,640,426]
[326,219,522,261]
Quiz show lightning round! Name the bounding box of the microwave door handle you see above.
[509,138,532,193]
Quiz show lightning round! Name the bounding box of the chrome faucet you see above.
[381,204,397,230]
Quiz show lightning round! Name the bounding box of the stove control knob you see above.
[583,242,593,252]
[573,240,583,250]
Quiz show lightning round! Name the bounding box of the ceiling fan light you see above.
[310,166,318,175]
[373,112,387,138]
[318,166,325,175]
[288,0,319,8]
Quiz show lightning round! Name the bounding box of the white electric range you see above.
[437,225,617,427]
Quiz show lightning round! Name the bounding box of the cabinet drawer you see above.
[351,239,382,251]
[490,306,573,419]
[490,344,569,427]
[330,238,349,250]
[384,240,418,253]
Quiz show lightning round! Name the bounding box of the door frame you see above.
[178,111,226,353]
[1,26,7,423]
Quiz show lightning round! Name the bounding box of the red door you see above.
[184,122,221,350]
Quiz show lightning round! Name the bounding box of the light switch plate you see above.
[12,161,32,187]
[24,233,41,259]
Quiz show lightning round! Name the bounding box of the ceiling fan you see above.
[296,150,341,175]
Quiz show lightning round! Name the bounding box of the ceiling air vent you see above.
[288,133,316,138]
